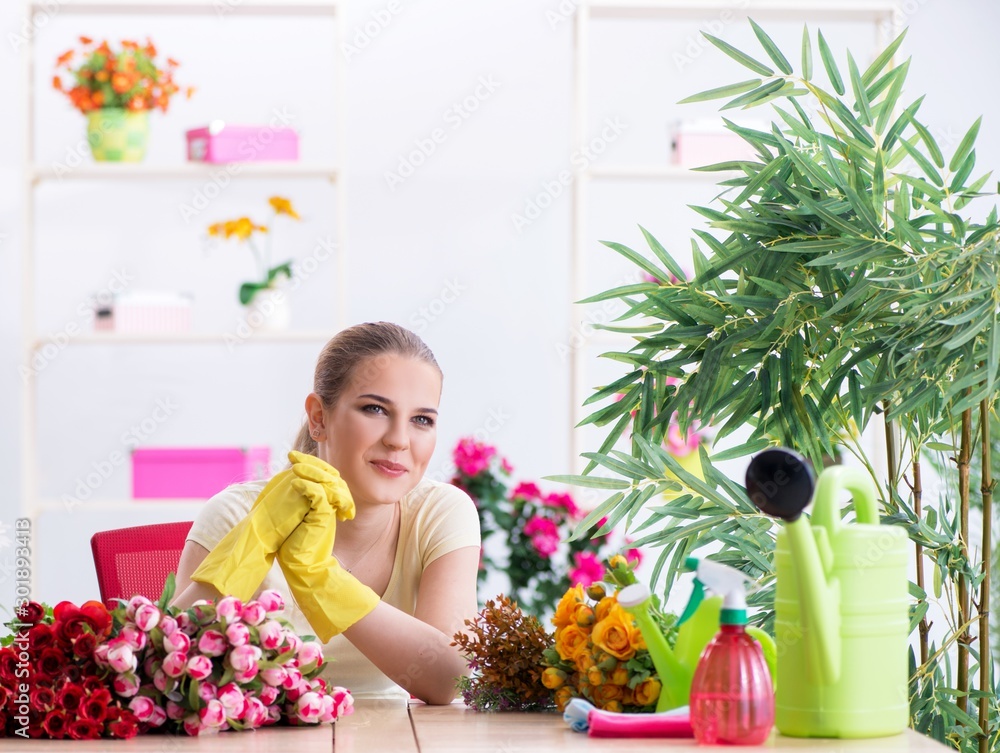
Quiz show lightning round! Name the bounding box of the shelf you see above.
[586,0,897,19]
[30,163,339,183]
[35,499,209,514]
[587,164,738,181]
[28,331,335,350]
[31,0,338,15]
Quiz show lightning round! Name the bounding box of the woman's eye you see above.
[414,415,435,427]
[362,404,386,415]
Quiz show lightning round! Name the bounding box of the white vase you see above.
[244,287,291,332]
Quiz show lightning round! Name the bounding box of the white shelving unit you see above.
[20,0,347,588]
[568,0,901,471]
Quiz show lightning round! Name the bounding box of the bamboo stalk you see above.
[958,407,973,714]
[883,401,897,488]
[914,455,929,666]
[978,398,993,753]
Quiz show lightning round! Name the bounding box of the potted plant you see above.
[554,22,999,750]
[207,196,300,330]
[53,37,192,162]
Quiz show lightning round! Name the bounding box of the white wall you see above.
[0,0,998,609]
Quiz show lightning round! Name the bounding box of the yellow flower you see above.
[554,686,574,712]
[608,554,628,570]
[610,666,630,686]
[207,221,225,237]
[587,666,604,687]
[553,584,585,630]
[555,624,590,661]
[595,595,616,623]
[592,604,640,661]
[269,195,301,219]
[593,683,624,706]
[541,667,566,690]
[634,678,661,707]
[601,699,623,713]
[574,651,595,675]
[573,603,595,627]
[586,583,606,601]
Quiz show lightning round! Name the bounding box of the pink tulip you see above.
[113,672,140,698]
[186,654,214,681]
[166,700,186,720]
[199,699,226,728]
[176,612,196,635]
[118,624,147,651]
[215,596,243,623]
[246,696,269,728]
[149,705,167,727]
[297,641,324,668]
[295,692,323,724]
[257,620,284,650]
[198,629,227,657]
[284,633,303,654]
[258,685,279,706]
[229,644,262,673]
[107,641,137,673]
[93,643,110,667]
[182,714,203,736]
[218,683,247,720]
[129,696,156,722]
[164,629,190,654]
[134,603,161,632]
[260,666,287,687]
[225,622,250,647]
[153,668,169,692]
[162,650,188,678]
[320,694,336,723]
[331,687,354,718]
[281,667,303,691]
[241,601,266,626]
[198,681,218,702]
[126,594,152,620]
[257,590,285,613]
[233,668,259,683]
[159,615,178,636]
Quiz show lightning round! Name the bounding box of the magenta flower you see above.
[664,419,701,455]
[198,629,227,657]
[627,546,643,568]
[524,515,560,558]
[186,654,214,681]
[501,458,514,474]
[241,601,266,626]
[511,481,543,501]
[569,551,605,588]
[453,437,497,477]
[544,492,580,518]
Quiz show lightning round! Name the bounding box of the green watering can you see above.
[745,448,909,738]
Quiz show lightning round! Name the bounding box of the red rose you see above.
[0,647,20,685]
[63,664,82,684]
[55,615,89,646]
[17,601,46,625]
[108,709,139,740]
[81,693,108,723]
[79,601,113,638]
[52,601,80,623]
[38,647,65,678]
[82,675,105,693]
[57,683,85,714]
[0,683,10,711]
[30,685,56,713]
[28,623,55,653]
[68,717,102,740]
[73,633,97,660]
[42,710,69,739]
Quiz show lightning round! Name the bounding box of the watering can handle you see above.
[810,465,880,535]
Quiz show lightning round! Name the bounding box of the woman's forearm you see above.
[344,602,469,705]
[170,580,222,610]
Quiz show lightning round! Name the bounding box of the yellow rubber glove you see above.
[277,454,380,642]
[190,451,354,601]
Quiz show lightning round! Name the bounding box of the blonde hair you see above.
[292,322,442,456]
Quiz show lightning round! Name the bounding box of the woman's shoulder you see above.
[401,476,475,512]
[187,479,269,549]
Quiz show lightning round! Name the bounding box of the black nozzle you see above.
[745,447,815,522]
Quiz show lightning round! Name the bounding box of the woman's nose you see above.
[382,419,409,450]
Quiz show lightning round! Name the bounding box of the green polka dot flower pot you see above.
[87,108,149,162]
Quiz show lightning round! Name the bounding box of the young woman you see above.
[171,322,481,705]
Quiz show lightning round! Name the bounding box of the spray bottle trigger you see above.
[678,579,704,625]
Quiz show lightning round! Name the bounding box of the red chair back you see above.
[91,522,193,606]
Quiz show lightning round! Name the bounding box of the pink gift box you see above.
[671,120,760,167]
[186,122,299,163]
[132,447,271,499]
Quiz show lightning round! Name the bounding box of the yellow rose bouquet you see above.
[541,556,678,712]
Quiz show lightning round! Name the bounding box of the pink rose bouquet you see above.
[96,577,353,736]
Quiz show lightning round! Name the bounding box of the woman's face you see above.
[319,354,441,508]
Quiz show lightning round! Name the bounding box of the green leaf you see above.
[800,25,812,81]
[817,30,845,95]
[749,18,792,75]
[949,116,982,172]
[847,52,871,126]
[908,116,944,168]
[678,78,763,104]
[544,474,631,490]
[721,79,787,111]
[703,33,775,77]
[158,572,176,611]
[899,139,943,186]
[639,226,688,282]
[600,241,668,283]
[861,29,908,87]
[710,438,772,461]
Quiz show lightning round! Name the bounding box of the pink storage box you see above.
[132,447,271,499]
[94,290,193,334]
[186,121,299,163]
[671,119,761,167]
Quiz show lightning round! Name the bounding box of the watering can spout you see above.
[745,448,844,686]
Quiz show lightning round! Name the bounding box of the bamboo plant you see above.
[553,22,1000,751]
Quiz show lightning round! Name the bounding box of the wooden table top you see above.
[4,700,949,751]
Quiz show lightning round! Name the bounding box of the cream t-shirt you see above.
[186,476,481,700]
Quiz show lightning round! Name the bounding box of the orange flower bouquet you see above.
[53,37,193,161]
[541,556,678,713]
